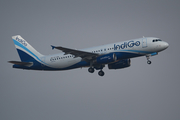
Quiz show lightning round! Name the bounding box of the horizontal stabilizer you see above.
[8,61,33,66]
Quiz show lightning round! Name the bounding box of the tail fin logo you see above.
[16,37,27,46]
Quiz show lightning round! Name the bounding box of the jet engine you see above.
[108,59,131,69]
[96,53,117,64]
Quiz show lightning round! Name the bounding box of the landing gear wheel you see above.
[88,67,94,73]
[147,60,151,64]
[98,70,105,76]
[146,55,152,65]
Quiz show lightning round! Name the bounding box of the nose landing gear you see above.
[146,55,152,64]
[147,60,151,64]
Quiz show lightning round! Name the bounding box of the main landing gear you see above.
[88,66,105,76]
[98,70,105,76]
[146,55,152,64]
[88,67,94,73]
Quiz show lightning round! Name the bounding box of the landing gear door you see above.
[142,38,147,48]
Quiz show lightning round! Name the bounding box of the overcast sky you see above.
[0,0,180,120]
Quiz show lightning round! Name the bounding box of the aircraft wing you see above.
[51,45,99,61]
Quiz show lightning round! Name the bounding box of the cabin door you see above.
[142,38,147,48]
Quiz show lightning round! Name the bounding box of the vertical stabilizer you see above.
[12,35,43,62]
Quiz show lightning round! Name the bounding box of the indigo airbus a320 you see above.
[9,35,169,76]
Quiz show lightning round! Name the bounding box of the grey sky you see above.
[0,0,180,120]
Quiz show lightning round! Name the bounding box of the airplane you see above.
[8,35,169,76]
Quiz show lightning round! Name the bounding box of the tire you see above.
[147,60,151,64]
[88,67,94,73]
[98,70,105,76]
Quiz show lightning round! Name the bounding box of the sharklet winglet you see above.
[51,45,56,50]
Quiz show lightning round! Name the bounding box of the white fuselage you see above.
[10,35,169,76]
[42,37,168,69]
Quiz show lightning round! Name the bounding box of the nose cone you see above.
[157,41,169,52]
[164,42,169,49]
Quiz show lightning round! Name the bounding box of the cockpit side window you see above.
[152,39,162,42]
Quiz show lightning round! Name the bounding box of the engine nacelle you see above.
[96,53,117,64]
[108,59,131,69]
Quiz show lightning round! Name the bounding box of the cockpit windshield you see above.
[152,39,162,42]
